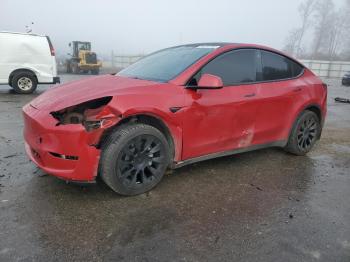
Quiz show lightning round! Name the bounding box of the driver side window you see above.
[188,49,261,86]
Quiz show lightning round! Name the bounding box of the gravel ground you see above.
[0,75,349,262]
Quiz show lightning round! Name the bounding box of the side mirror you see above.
[190,74,223,90]
[68,43,71,47]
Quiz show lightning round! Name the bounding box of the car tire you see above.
[284,110,321,156]
[100,124,171,196]
[66,62,72,73]
[11,71,38,94]
[72,63,80,74]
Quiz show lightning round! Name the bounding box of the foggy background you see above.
[1,0,349,61]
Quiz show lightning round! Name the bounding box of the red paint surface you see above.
[23,44,327,182]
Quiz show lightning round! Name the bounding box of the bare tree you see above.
[295,0,316,57]
[285,0,350,61]
[283,0,315,57]
[319,0,350,60]
[283,29,301,55]
[338,0,350,59]
[327,10,344,60]
[312,0,335,59]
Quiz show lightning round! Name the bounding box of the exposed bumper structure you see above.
[23,104,102,182]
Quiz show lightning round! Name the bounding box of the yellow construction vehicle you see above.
[66,41,102,74]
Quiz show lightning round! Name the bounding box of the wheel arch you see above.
[304,104,322,123]
[99,113,177,162]
[8,68,38,86]
[288,103,323,141]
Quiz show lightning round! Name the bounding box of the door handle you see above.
[293,87,302,92]
[244,93,256,98]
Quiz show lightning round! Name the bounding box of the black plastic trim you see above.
[172,140,287,169]
[39,76,60,84]
[169,107,183,113]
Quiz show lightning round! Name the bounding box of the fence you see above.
[110,53,350,79]
[300,60,350,78]
[111,52,143,69]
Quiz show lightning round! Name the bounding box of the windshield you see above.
[117,46,217,82]
[77,42,91,51]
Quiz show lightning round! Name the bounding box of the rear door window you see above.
[261,50,303,81]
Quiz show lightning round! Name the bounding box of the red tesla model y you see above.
[23,43,327,195]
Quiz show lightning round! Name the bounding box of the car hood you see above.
[30,75,158,111]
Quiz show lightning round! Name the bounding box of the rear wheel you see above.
[11,71,37,94]
[66,61,72,73]
[285,110,320,155]
[100,124,170,196]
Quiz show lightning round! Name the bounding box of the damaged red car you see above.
[23,43,327,195]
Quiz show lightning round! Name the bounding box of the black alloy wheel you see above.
[100,124,170,196]
[118,134,165,188]
[296,116,318,151]
[285,110,321,155]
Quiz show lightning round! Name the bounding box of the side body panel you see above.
[252,76,308,144]
[0,32,57,84]
[177,46,327,162]
[182,84,259,160]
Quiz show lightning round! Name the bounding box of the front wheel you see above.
[284,110,321,155]
[71,63,80,74]
[100,124,170,196]
[91,69,99,75]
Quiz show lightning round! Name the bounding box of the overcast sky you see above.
[0,0,345,57]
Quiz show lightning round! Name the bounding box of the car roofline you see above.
[168,43,305,86]
[0,31,47,37]
[165,43,302,63]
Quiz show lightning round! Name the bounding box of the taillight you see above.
[46,36,55,56]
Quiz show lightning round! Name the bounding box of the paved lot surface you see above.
[0,75,349,262]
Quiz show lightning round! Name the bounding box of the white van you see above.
[0,32,60,94]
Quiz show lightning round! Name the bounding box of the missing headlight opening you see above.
[50,96,113,131]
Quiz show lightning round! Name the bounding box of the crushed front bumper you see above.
[23,104,102,182]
